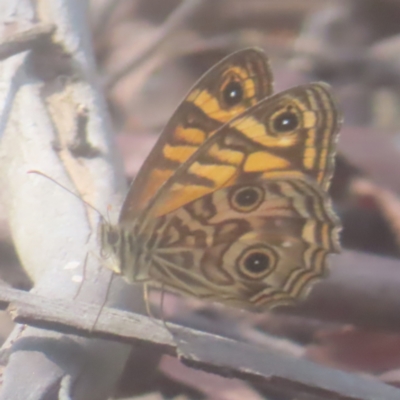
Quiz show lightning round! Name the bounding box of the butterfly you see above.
[100,48,342,310]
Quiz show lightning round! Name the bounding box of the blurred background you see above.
[3,0,400,399]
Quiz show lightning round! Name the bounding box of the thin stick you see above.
[93,0,128,38]
[105,0,203,90]
[0,24,55,61]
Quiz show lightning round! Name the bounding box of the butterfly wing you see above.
[120,48,273,221]
[122,82,342,309]
[142,178,340,309]
[142,82,341,220]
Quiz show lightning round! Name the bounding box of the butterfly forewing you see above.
[145,83,341,219]
[120,48,273,221]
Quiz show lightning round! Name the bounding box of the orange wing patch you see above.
[147,83,340,219]
[119,48,273,222]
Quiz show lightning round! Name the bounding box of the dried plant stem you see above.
[105,0,203,90]
[0,23,55,61]
[2,283,400,400]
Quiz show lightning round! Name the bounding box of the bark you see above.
[2,282,400,400]
[0,1,143,399]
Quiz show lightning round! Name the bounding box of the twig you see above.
[0,23,55,61]
[2,285,400,400]
[0,1,133,399]
[338,126,400,194]
[351,179,400,250]
[105,0,204,90]
[92,0,130,38]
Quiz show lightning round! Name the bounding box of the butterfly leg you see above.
[91,270,115,332]
[73,252,89,300]
[144,283,156,319]
[144,283,173,335]
[80,249,117,331]
[159,283,169,330]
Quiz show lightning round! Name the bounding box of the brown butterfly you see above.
[101,48,342,310]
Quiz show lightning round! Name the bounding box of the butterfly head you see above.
[98,221,144,284]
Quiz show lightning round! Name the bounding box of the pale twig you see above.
[0,23,55,61]
[105,0,204,90]
[92,0,129,38]
[0,1,132,398]
[107,29,293,112]
[2,285,400,400]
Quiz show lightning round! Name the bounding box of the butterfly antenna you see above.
[28,170,106,221]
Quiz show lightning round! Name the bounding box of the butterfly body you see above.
[101,48,342,310]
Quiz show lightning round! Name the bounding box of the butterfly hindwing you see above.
[140,178,340,309]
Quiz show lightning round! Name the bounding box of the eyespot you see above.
[229,185,264,213]
[237,246,277,279]
[220,73,244,107]
[273,109,299,132]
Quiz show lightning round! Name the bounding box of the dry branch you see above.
[105,0,204,90]
[339,127,400,194]
[0,1,140,399]
[1,285,400,400]
[0,23,55,61]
